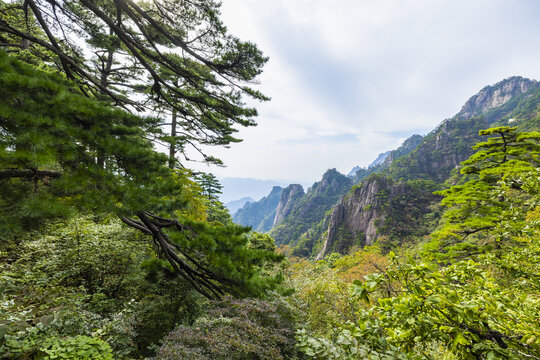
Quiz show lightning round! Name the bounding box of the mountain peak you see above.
[458,76,538,119]
[347,166,362,177]
[273,184,305,227]
[269,186,284,195]
[322,168,340,176]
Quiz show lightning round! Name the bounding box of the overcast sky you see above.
[192,0,540,184]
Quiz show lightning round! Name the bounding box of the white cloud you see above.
[190,0,540,184]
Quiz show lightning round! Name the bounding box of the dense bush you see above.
[153,297,303,360]
[0,217,205,359]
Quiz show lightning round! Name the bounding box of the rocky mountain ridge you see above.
[457,76,538,119]
[233,186,284,232]
[230,76,540,258]
[314,76,540,258]
[270,169,352,246]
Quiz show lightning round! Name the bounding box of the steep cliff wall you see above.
[315,176,440,259]
[270,169,352,245]
[273,184,304,226]
[233,186,284,232]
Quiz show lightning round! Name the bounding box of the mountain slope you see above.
[226,197,254,215]
[351,134,424,184]
[269,169,352,246]
[233,186,284,232]
[313,76,540,258]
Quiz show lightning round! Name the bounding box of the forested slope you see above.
[300,77,540,258]
[233,186,284,232]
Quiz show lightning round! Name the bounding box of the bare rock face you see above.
[458,77,538,119]
[273,184,304,226]
[316,176,389,259]
[315,175,439,260]
[312,76,540,260]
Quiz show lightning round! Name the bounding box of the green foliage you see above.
[153,297,302,360]
[432,127,540,258]
[129,282,204,357]
[296,323,410,360]
[299,252,540,359]
[296,128,540,360]
[163,218,285,298]
[248,232,278,252]
[0,216,207,359]
[287,260,363,337]
[40,335,114,360]
[0,50,179,236]
[375,179,442,250]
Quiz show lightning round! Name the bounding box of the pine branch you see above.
[0,169,62,180]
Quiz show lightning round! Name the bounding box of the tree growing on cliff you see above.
[432,126,540,258]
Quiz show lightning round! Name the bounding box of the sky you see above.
[192,0,540,185]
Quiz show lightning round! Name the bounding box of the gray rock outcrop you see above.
[273,184,304,226]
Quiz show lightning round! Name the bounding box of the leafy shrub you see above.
[40,335,114,360]
[131,282,204,356]
[153,297,302,360]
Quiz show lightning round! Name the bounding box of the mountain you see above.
[225,197,254,215]
[315,176,440,259]
[350,134,424,184]
[228,77,540,258]
[346,166,362,177]
[269,169,352,246]
[311,76,540,259]
[368,151,391,169]
[218,178,288,203]
[347,150,390,177]
[233,186,284,232]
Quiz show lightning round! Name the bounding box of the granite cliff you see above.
[270,169,352,246]
[233,186,284,232]
[314,76,540,258]
[273,184,305,227]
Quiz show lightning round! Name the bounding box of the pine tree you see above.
[0,0,283,300]
[0,51,282,299]
[433,126,540,255]
[0,0,269,165]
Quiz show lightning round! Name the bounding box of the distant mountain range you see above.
[218,178,289,203]
[347,150,391,177]
[230,76,540,258]
[225,197,254,215]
